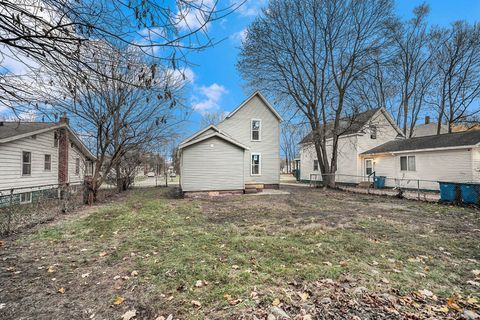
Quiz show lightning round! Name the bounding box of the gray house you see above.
[179,91,282,193]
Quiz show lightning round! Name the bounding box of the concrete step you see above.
[244,188,258,194]
[358,181,373,189]
[245,183,264,190]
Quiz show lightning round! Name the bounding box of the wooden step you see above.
[245,183,264,190]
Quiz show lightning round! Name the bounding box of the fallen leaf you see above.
[298,292,309,301]
[339,260,348,267]
[113,296,124,305]
[472,270,480,276]
[467,297,478,304]
[195,280,208,288]
[272,298,281,306]
[121,309,136,320]
[81,273,90,278]
[231,265,239,270]
[57,287,65,294]
[467,280,480,287]
[418,289,433,297]
[131,270,139,277]
[99,252,107,257]
[191,300,201,308]
[228,298,242,305]
[47,266,56,273]
[433,306,449,314]
[381,278,390,284]
[224,294,232,301]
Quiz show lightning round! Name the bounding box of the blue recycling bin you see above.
[374,176,386,189]
[460,183,480,205]
[438,182,459,203]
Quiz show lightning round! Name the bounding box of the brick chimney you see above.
[425,116,430,124]
[57,123,69,186]
[58,112,69,126]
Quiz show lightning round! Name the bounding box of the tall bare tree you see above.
[200,110,228,127]
[430,21,480,133]
[238,0,393,187]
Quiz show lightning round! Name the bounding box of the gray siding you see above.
[218,95,280,185]
[181,136,244,192]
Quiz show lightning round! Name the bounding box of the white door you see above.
[365,159,374,175]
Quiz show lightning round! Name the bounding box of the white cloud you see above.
[176,0,215,31]
[230,28,248,44]
[192,83,228,112]
[167,67,196,85]
[234,0,268,17]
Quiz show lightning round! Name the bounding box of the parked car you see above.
[146,172,155,177]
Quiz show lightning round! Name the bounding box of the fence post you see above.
[417,180,420,200]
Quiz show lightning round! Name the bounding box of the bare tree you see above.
[386,4,434,135]
[200,110,228,127]
[430,21,480,133]
[238,0,393,187]
[0,0,242,111]
[41,43,184,200]
[280,122,306,173]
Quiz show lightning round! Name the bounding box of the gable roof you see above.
[300,107,402,144]
[0,121,96,160]
[0,122,57,140]
[179,131,249,150]
[179,124,220,146]
[362,130,480,155]
[226,91,283,121]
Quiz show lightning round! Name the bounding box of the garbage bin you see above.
[374,176,386,189]
[460,183,480,205]
[438,181,460,203]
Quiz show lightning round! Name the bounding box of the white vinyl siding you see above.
[217,95,280,185]
[181,136,244,192]
[69,145,85,183]
[0,131,59,191]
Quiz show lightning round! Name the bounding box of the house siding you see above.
[363,148,474,190]
[181,136,244,192]
[217,95,280,185]
[300,109,400,183]
[0,130,59,193]
[68,144,86,184]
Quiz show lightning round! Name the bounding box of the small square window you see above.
[400,156,415,171]
[20,192,32,204]
[370,125,377,139]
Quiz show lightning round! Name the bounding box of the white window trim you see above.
[365,158,374,175]
[251,152,262,176]
[20,192,32,204]
[75,157,80,176]
[22,151,31,176]
[251,119,262,141]
[400,155,416,172]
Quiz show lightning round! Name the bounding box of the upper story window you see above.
[22,151,31,176]
[54,131,58,147]
[251,119,261,141]
[44,154,51,171]
[313,160,319,171]
[400,155,416,171]
[75,158,80,175]
[370,125,377,139]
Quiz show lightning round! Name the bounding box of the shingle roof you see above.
[300,108,382,144]
[362,130,480,155]
[0,122,57,140]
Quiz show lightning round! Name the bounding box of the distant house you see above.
[407,116,447,137]
[299,108,480,190]
[0,116,95,204]
[179,91,282,193]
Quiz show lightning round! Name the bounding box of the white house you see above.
[299,107,404,183]
[0,116,95,205]
[360,130,480,190]
[179,91,282,193]
[299,108,480,190]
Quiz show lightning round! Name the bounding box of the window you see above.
[54,131,58,147]
[22,151,31,176]
[370,125,377,139]
[400,156,416,171]
[44,154,51,171]
[75,158,80,175]
[313,160,319,171]
[251,153,261,175]
[251,119,261,141]
[86,160,93,176]
[20,192,32,204]
[365,159,373,175]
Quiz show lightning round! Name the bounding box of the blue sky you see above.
[182,0,480,136]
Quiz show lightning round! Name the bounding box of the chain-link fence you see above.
[0,183,115,236]
[308,173,480,204]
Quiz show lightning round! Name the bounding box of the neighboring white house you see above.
[0,116,96,204]
[179,91,282,193]
[299,107,404,183]
[299,108,480,190]
[360,130,480,190]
